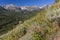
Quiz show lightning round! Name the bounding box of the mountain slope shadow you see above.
[0,10,39,35]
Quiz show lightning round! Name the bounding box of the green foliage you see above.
[0,10,38,35]
[1,6,60,40]
[33,33,40,40]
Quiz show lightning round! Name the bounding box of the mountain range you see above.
[0,4,52,11]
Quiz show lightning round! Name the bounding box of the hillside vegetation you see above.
[0,0,60,40]
[0,10,38,35]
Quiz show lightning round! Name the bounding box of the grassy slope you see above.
[0,10,38,35]
[2,8,60,40]
[1,2,60,40]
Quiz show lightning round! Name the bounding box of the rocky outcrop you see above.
[4,4,21,11]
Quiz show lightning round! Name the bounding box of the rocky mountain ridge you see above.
[0,4,52,11]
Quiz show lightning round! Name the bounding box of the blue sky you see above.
[0,0,55,6]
